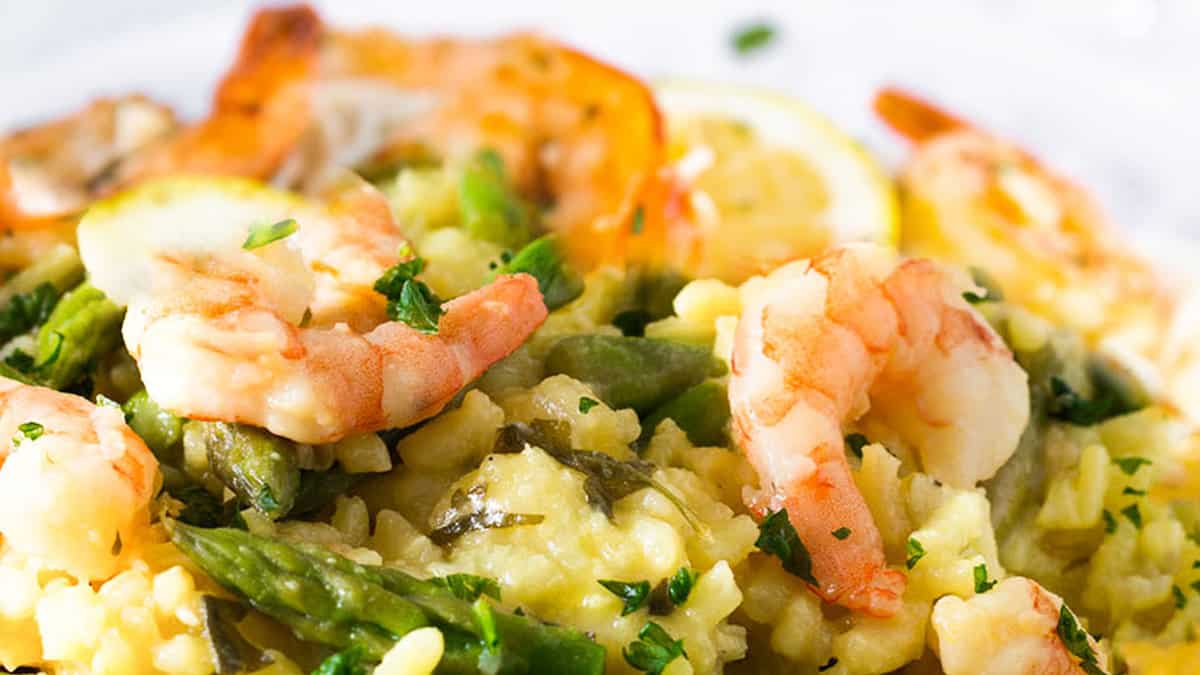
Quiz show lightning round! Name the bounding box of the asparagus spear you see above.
[545,335,716,413]
[33,282,124,390]
[123,389,184,461]
[494,235,583,311]
[170,524,606,674]
[458,150,533,249]
[639,380,730,447]
[183,421,301,520]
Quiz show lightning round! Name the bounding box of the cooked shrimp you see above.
[0,377,158,581]
[932,577,1109,674]
[729,243,1029,616]
[80,177,547,444]
[874,87,1171,358]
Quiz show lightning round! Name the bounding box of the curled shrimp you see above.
[932,577,1108,674]
[874,87,1171,355]
[729,243,1029,616]
[80,176,547,444]
[0,377,158,581]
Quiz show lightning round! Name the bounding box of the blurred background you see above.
[3,0,1198,262]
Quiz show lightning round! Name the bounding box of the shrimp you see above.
[931,577,1109,674]
[874,87,1171,358]
[0,377,158,581]
[80,176,547,445]
[729,243,1029,616]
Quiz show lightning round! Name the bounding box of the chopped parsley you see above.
[973,564,996,593]
[579,396,600,414]
[667,567,697,606]
[428,484,545,545]
[818,657,839,672]
[242,218,297,250]
[832,527,851,540]
[1120,503,1142,529]
[1122,486,1147,497]
[906,537,926,570]
[1193,560,1200,569]
[311,645,368,675]
[1192,580,1200,595]
[433,573,501,602]
[731,22,776,56]
[1112,456,1152,476]
[0,282,59,344]
[1102,510,1117,534]
[623,621,687,675]
[598,579,652,616]
[1056,604,1106,675]
[1175,585,1188,609]
[756,509,818,586]
[493,235,584,311]
[373,248,444,334]
[631,206,645,235]
[845,433,869,459]
[13,420,43,445]
[1049,376,1116,426]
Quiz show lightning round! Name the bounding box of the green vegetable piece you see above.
[243,218,298,250]
[845,433,870,459]
[373,253,444,334]
[756,509,818,586]
[184,421,300,520]
[123,390,184,461]
[598,579,651,616]
[1087,355,1149,417]
[545,335,715,413]
[1056,603,1107,675]
[459,150,533,248]
[906,537,926,570]
[202,595,267,674]
[1122,486,1146,496]
[578,396,599,414]
[13,420,43,445]
[433,574,502,603]
[171,524,607,673]
[639,380,730,448]
[495,235,584,311]
[666,567,697,607]
[1102,510,1116,534]
[291,469,363,517]
[623,621,686,675]
[973,564,996,593]
[33,283,124,390]
[0,282,59,345]
[1120,503,1142,529]
[1112,456,1152,476]
[311,645,368,675]
[731,22,776,55]
[832,527,851,541]
[1174,585,1188,610]
[428,483,545,546]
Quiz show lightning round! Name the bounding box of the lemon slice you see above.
[77,176,317,307]
[655,79,898,282]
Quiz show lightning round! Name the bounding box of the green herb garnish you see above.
[1120,503,1142,529]
[973,563,996,593]
[1056,603,1106,675]
[631,206,645,235]
[832,527,851,540]
[906,537,926,570]
[731,22,776,55]
[845,433,869,459]
[242,218,297,250]
[373,250,444,334]
[756,509,818,586]
[579,396,600,414]
[311,645,368,675]
[1174,585,1188,609]
[428,484,545,546]
[1122,486,1146,496]
[1102,510,1116,534]
[0,282,59,344]
[13,420,43,445]
[1112,456,1152,476]
[623,622,687,675]
[1049,376,1115,426]
[667,567,697,606]
[598,579,651,616]
[433,573,502,602]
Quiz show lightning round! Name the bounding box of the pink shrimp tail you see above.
[440,273,549,377]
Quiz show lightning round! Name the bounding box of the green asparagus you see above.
[291,468,363,517]
[183,421,301,520]
[123,390,184,462]
[33,283,124,390]
[458,150,533,248]
[170,524,606,674]
[494,236,584,311]
[545,335,716,413]
[639,380,730,447]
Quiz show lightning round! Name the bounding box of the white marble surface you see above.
[2,0,1198,261]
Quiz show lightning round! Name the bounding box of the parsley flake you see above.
[906,537,926,570]
[1120,503,1142,529]
[1175,585,1188,609]
[623,621,687,675]
[1122,486,1146,497]
[667,567,698,606]
[973,563,996,593]
[631,206,645,235]
[598,579,651,616]
[1102,510,1116,534]
[311,645,368,675]
[579,396,600,414]
[1056,604,1105,675]
[13,420,43,445]
[832,527,851,540]
[845,433,869,459]
[1192,580,1200,595]
[1112,456,1152,476]
[373,254,444,334]
[1049,376,1116,426]
[756,509,818,586]
[731,22,776,56]
[242,218,297,250]
[433,573,501,602]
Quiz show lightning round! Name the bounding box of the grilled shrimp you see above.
[932,577,1109,674]
[729,243,1029,616]
[0,377,158,581]
[874,87,1170,356]
[79,177,547,445]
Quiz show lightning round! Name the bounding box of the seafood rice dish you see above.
[2,6,1199,674]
